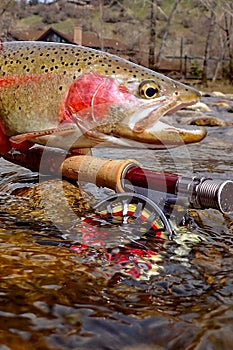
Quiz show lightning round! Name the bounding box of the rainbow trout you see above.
[0,41,206,154]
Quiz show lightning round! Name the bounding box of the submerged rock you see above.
[212,91,226,97]
[186,116,227,127]
[172,110,204,119]
[212,101,230,108]
[1,179,94,225]
[225,94,233,100]
[185,101,211,112]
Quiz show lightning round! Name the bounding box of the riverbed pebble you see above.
[185,102,211,112]
[186,116,227,127]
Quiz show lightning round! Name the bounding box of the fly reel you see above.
[92,192,174,240]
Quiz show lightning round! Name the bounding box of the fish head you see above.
[65,66,206,149]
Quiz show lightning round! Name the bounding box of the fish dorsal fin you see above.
[10,124,77,144]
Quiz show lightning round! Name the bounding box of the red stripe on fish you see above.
[0,74,54,88]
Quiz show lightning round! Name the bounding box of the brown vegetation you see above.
[1,0,233,85]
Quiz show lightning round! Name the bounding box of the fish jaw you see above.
[108,85,205,148]
[111,120,207,148]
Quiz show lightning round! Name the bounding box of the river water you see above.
[0,94,232,349]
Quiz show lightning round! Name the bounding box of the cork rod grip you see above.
[61,156,139,192]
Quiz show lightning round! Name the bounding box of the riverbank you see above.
[187,79,233,95]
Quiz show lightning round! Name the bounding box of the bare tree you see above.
[98,0,104,50]
[0,0,16,41]
[212,26,227,82]
[224,9,233,83]
[201,1,217,86]
[200,0,233,84]
[207,0,233,83]
[148,0,157,69]
[156,0,181,67]
[0,0,14,16]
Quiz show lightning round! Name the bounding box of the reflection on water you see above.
[0,96,232,349]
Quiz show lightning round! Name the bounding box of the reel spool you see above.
[92,192,174,240]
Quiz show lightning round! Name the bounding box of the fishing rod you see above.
[3,146,233,216]
[122,165,233,215]
[2,146,233,240]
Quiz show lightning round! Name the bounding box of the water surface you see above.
[0,95,232,349]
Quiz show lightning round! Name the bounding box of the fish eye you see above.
[139,80,160,99]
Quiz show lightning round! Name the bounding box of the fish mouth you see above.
[112,93,207,149]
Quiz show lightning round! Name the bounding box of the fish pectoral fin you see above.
[83,128,112,143]
[72,114,108,143]
[10,124,77,144]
